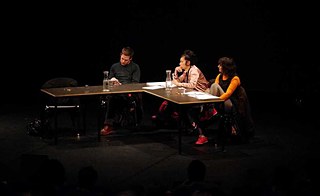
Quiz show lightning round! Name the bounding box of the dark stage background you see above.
[2,1,319,104]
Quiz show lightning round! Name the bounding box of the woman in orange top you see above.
[209,57,240,113]
[209,57,255,138]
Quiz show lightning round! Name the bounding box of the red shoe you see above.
[212,108,218,116]
[195,136,208,145]
[100,125,113,136]
[200,108,218,121]
[159,101,168,112]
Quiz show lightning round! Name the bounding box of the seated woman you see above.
[152,49,211,145]
[209,57,255,140]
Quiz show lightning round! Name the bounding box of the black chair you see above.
[100,93,143,130]
[208,85,255,148]
[40,77,82,138]
[230,85,255,140]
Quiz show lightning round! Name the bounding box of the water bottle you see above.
[103,71,110,91]
[165,70,172,91]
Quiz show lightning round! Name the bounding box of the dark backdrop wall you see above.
[3,1,319,104]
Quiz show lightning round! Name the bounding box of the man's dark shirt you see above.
[109,62,140,84]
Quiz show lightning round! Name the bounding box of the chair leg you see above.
[41,108,54,138]
[75,108,81,135]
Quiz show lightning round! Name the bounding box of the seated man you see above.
[100,46,142,135]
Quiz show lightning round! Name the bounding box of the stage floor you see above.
[1,92,319,195]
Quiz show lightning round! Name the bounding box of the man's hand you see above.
[110,77,122,85]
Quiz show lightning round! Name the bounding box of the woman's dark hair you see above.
[218,56,237,77]
[183,49,198,65]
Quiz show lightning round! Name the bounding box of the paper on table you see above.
[184,91,205,95]
[146,82,166,87]
[185,91,220,99]
[146,82,176,88]
[142,86,165,90]
[190,94,220,100]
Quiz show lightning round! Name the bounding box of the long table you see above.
[41,83,223,154]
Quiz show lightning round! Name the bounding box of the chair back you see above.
[42,77,78,89]
[40,77,82,139]
[42,77,79,106]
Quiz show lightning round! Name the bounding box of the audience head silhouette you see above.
[187,159,206,182]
